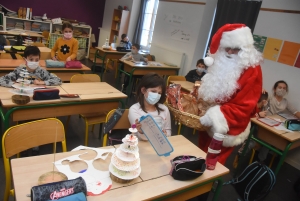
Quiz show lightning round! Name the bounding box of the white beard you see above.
[199,50,251,103]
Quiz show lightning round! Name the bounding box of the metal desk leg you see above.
[212,177,224,201]
[274,142,292,175]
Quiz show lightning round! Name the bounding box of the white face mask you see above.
[145,91,161,105]
[131,49,138,54]
[26,60,39,70]
[64,32,73,39]
[197,68,205,73]
[276,88,286,97]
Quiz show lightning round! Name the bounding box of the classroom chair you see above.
[5,39,10,45]
[0,53,23,59]
[249,148,277,168]
[103,109,130,147]
[32,42,46,47]
[166,75,186,86]
[66,74,106,146]
[2,118,67,201]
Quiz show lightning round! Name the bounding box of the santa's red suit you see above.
[198,24,263,165]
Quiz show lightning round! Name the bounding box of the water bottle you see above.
[205,133,226,170]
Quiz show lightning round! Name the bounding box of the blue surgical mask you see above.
[145,91,161,105]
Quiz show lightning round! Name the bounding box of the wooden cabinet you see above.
[109,9,130,44]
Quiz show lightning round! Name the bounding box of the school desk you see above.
[0,82,127,156]
[0,47,51,59]
[0,30,44,38]
[0,59,91,82]
[237,115,300,176]
[171,80,195,92]
[118,60,180,96]
[10,135,229,201]
[92,47,127,78]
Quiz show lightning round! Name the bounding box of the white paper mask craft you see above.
[54,146,115,196]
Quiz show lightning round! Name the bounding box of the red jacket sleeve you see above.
[220,66,262,135]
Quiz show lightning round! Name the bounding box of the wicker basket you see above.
[166,102,206,131]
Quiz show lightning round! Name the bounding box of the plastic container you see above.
[206,148,221,170]
[205,133,226,170]
[209,133,226,150]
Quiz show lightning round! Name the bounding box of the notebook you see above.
[139,115,174,156]
[277,112,297,120]
[257,117,281,127]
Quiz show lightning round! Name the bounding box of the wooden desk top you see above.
[0,30,43,38]
[171,80,195,92]
[11,147,142,201]
[95,47,127,54]
[0,59,90,71]
[251,115,300,142]
[60,82,126,97]
[0,86,67,106]
[120,60,180,69]
[11,135,229,201]
[0,82,126,107]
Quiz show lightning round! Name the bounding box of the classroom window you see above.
[140,0,159,50]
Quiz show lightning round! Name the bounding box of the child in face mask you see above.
[128,73,171,141]
[120,44,147,93]
[185,59,207,83]
[121,44,147,62]
[0,46,62,87]
[51,22,79,61]
[267,80,300,118]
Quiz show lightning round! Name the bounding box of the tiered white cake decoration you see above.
[9,67,33,104]
[109,127,141,183]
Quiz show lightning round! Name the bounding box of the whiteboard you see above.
[151,1,205,75]
[150,43,186,74]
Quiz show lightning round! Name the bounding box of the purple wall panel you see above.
[0,0,106,44]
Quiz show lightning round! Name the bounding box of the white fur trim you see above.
[220,27,254,48]
[204,57,214,67]
[222,122,251,147]
[200,105,228,134]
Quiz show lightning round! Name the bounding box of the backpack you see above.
[224,161,276,201]
[284,119,300,131]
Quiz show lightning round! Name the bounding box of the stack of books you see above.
[15,22,23,29]
[31,22,41,32]
[24,21,31,31]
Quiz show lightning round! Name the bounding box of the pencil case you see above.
[46,60,65,68]
[170,155,206,181]
[31,177,87,201]
[33,88,60,100]
[65,61,82,68]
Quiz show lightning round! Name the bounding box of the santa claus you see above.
[198,23,263,165]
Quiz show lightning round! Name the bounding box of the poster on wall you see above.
[263,38,283,61]
[277,41,300,66]
[253,35,267,53]
[294,53,300,68]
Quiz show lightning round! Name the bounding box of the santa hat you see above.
[204,24,254,67]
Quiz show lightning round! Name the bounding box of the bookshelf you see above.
[4,16,52,34]
[109,9,130,44]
